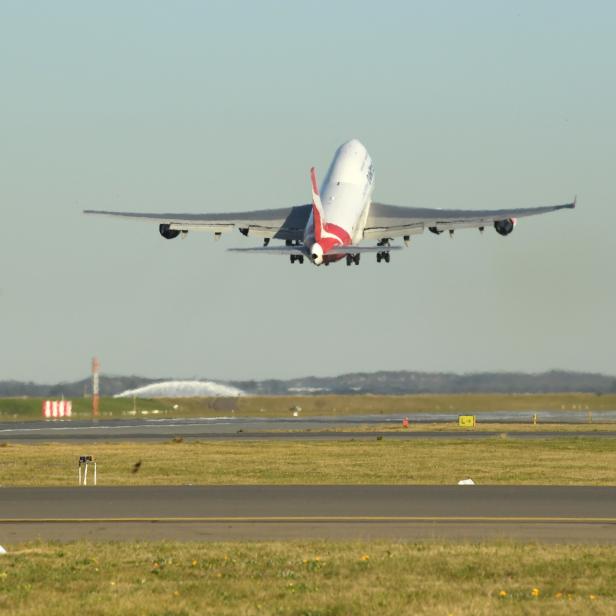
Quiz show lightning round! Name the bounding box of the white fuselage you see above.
[303,139,375,254]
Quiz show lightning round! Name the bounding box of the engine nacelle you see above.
[159,224,181,240]
[494,218,516,236]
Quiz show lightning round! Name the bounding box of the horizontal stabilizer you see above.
[229,245,402,256]
[325,245,402,255]
[228,246,308,256]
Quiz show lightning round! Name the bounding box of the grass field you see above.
[1,393,615,421]
[306,422,616,432]
[0,540,614,615]
[1,438,615,486]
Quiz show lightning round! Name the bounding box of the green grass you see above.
[0,540,614,615]
[307,421,616,432]
[286,416,616,430]
[1,438,616,486]
[1,393,615,421]
[0,397,167,421]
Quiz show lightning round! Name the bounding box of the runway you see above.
[2,418,616,443]
[1,485,615,542]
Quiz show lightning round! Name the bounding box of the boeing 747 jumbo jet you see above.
[85,139,575,266]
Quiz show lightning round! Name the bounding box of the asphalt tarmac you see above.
[1,485,615,543]
[2,418,616,442]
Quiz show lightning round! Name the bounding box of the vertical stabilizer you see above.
[310,167,325,242]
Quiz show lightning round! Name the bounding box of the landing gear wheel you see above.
[346,255,353,266]
[376,253,382,263]
[298,255,304,264]
[384,252,390,263]
[353,254,360,265]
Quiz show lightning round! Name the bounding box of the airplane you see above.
[84,139,575,266]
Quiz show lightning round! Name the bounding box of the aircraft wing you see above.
[363,200,576,239]
[84,204,311,241]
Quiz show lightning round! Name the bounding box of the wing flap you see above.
[168,223,235,232]
[363,223,425,240]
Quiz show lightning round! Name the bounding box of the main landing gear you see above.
[287,240,304,264]
[346,254,360,266]
[376,238,391,264]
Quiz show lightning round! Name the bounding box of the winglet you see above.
[310,167,325,242]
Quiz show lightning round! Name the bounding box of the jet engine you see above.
[494,218,516,236]
[159,224,181,239]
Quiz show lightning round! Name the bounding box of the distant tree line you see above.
[1,370,615,398]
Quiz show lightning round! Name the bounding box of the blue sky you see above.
[1,1,614,382]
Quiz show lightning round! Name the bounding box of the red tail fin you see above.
[310,167,325,242]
